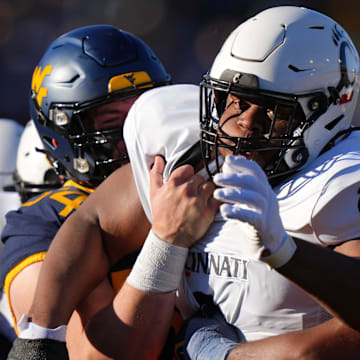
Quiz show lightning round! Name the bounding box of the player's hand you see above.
[213,155,296,268]
[150,156,219,248]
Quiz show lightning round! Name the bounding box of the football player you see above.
[178,6,360,359]
[1,24,171,359]
[8,6,360,360]
[7,84,217,360]
[126,6,360,359]
[0,119,63,356]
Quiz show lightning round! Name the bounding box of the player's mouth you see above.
[236,150,257,160]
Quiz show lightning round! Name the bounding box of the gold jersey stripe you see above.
[3,252,47,334]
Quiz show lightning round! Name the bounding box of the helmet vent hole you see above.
[67,74,80,84]
[288,64,311,73]
[325,115,344,130]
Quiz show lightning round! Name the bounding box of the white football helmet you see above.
[0,119,24,190]
[14,120,63,202]
[200,6,360,181]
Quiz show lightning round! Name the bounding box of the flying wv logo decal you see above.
[108,71,152,93]
[31,65,52,106]
[124,73,136,86]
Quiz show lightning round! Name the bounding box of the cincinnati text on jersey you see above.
[185,250,249,281]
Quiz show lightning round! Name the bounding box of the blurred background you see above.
[1,0,360,125]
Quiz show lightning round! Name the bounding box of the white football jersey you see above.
[278,131,360,245]
[124,84,360,341]
[124,83,201,223]
[182,130,360,341]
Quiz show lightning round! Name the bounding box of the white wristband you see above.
[17,314,67,341]
[127,230,189,293]
[261,234,297,268]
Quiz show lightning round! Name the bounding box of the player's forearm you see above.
[276,237,360,330]
[29,210,110,328]
[67,313,114,360]
[66,279,117,360]
[85,228,188,359]
[86,281,176,360]
[227,318,360,360]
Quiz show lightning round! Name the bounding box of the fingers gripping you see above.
[150,156,166,199]
[214,182,267,207]
[213,156,275,236]
[212,155,296,268]
[223,155,268,182]
[202,182,221,213]
[150,156,197,197]
[150,155,216,248]
[214,173,267,195]
[213,161,268,230]
[219,203,264,231]
[213,156,269,210]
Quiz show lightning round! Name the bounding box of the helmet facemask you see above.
[200,74,309,182]
[67,115,127,185]
[33,90,139,186]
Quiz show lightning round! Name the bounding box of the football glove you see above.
[213,155,296,268]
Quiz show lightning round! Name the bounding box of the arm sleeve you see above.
[311,165,360,245]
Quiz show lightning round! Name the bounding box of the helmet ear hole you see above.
[308,93,328,111]
[307,94,328,117]
[291,148,309,166]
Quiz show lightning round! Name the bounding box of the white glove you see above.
[213,155,296,268]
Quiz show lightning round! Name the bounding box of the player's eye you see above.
[267,106,292,121]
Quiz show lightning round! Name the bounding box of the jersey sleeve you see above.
[311,164,360,245]
[0,183,90,288]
